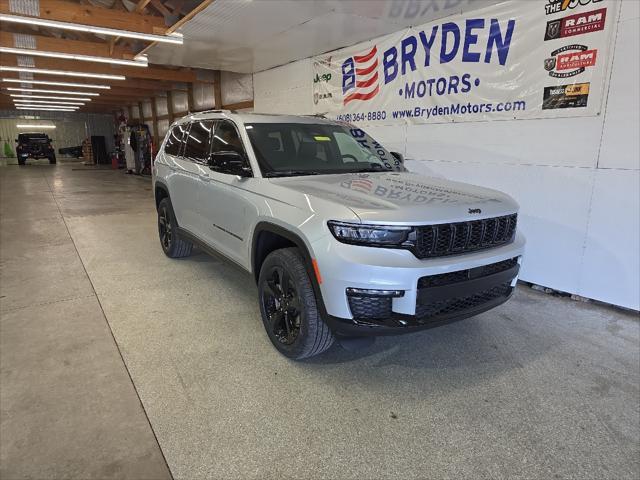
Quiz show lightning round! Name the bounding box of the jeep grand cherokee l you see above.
[153,111,525,359]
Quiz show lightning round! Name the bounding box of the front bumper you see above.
[312,232,525,336]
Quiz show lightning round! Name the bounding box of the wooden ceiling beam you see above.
[1,56,198,82]
[135,0,154,13]
[0,31,135,59]
[0,0,166,35]
[0,72,183,91]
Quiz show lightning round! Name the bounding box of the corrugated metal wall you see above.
[0,110,115,157]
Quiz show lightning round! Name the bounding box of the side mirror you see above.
[208,151,251,177]
[391,151,404,164]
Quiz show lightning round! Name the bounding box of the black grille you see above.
[418,257,519,288]
[348,295,392,320]
[413,214,517,259]
[415,282,512,319]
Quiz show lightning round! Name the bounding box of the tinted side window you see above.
[164,125,185,156]
[183,121,213,161]
[211,120,245,155]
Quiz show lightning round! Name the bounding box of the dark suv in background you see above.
[16,133,56,165]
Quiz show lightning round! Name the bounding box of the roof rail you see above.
[187,109,230,115]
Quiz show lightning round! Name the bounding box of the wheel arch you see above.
[251,222,328,317]
[154,180,170,210]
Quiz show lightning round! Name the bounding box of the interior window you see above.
[211,120,245,155]
[164,125,185,157]
[183,121,213,161]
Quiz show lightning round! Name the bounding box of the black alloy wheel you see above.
[157,197,193,258]
[158,203,172,252]
[261,265,302,345]
[257,248,334,359]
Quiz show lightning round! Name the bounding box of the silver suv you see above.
[153,111,525,359]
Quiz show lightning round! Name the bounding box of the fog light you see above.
[346,288,404,298]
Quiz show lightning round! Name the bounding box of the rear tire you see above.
[258,248,334,359]
[157,197,193,258]
[48,155,56,164]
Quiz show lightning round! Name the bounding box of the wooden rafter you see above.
[0,31,136,59]
[0,56,198,82]
[0,0,166,35]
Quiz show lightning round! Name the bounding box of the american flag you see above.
[349,178,374,193]
[342,46,380,106]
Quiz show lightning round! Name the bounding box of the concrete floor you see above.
[1,160,639,480]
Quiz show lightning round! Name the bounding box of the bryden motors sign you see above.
[311,0,619,125]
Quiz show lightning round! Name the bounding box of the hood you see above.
[269,171,518,224]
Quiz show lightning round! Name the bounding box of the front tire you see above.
[258,248,334,359]
[157,197,193,258]
[48,155,56,164]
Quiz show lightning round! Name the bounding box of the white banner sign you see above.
[312,0,619,125]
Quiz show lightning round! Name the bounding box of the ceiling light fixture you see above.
[0,47,148,67]
[15,104,79,110]
[13,99,85,106]
[6,87,100,96]
[2,78,110,89]
[0,66,125,80]
[0,14,184,44]
[15,106,77,112]
[17,124,57,128]
[11,94,93,101]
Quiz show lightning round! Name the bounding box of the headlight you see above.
[327,221,414,246]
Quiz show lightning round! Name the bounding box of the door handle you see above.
[199,172,211,181]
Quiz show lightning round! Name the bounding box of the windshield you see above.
[245,122,403,177]
[19,134,49,143]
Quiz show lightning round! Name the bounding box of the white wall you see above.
[253,2,640,310]
[0,111,116,155]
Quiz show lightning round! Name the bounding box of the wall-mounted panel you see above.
[142,101,152,120]
[157,119,170,139]
[172,91,189,114]
[221,71,253,106]
[254,59,313,114]
[405,117,603,168]
[598,15,640,170]
[192,82,215,111]
[579,169,639,310]
[155,96,169,117]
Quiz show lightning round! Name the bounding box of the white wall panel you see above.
[254,59,313,114]
[141,101,152,119]
[192,82,215,111]
[579,169,640,310]
[221,71,253,106]
[172,91,189,114]
[598,14,640,170]
[621,0,640,21]
[157,119,170,139]
[405,117,603,168]
[155,96,168,117]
